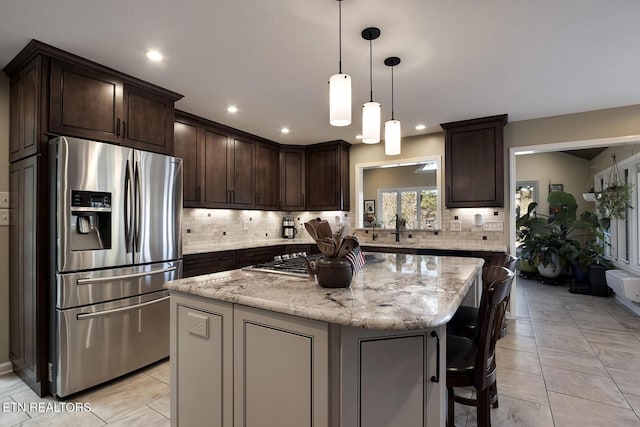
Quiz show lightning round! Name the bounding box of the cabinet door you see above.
[9,156,40,389]
[203,130,231,207]
[173,299,233,427]
[174,119,200,206]
[49,59,123,143]
[280,148,305,210]
[230,138,255,207]
[306,142,350,211]
[123,85,174,154]
[234,306,329,427]
[9,56,41,163]
[442,115,506,208]
[254,142,280,209]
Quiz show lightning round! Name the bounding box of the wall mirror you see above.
[355,156,442,230]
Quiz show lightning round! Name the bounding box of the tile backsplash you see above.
[182,207,506,252]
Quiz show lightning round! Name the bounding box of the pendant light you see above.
[329,0,351,127]
[384,56,401,155]
[361,27,381,144]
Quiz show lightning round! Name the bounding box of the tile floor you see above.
[0,360,170,426]
[2,277,640,426]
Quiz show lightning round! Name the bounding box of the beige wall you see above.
[516,152,593,216]
[0,73,9,364]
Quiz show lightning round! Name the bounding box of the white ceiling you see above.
[1,0,639,145]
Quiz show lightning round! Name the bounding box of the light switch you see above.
[0,192,8,208]
[483,221,503,232]
[187,311,209,338]
[450,220,461,232]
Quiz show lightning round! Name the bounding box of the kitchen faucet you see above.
[391,214,400,243]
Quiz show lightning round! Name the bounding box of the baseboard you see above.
[0,361,13,375]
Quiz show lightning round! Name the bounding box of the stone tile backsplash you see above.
[182,207,506,253]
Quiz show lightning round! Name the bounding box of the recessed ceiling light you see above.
[355,135,363,140]
[227,106,238,113]
[415,124,426,130]
[146,50,163,62]
[281,127,290,134]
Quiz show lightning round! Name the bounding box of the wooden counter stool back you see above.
[446,267,514,427]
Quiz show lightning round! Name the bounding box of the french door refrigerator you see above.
[50,136,182,397]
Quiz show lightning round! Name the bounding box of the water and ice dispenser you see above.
[70,190,112,251]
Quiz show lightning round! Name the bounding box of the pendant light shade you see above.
[330,73,352,126]
[361,27,381,143]
[384,119,401,155]
[329,0,351,127]
[362,101,381,143]
[384,56,401,155]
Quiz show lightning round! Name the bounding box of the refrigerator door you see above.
[134,150,182,265]
[54,136,134,272]
[55,290,170,397]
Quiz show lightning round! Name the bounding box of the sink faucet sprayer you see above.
[392,214,400,243]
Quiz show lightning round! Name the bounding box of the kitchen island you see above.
[165,253,483,427]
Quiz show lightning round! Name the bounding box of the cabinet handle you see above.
[226,190,230,203]
[302,193,305,208]
[232,190,235,203]
[123,121,126,139]
[430,330,440,383]
[256,192,260,204]
[116,118,121,136]
[196,186,201,202]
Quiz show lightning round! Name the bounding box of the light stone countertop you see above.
[165,253,484,330]
[184,238,506,255]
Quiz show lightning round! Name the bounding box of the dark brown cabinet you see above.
[441,114,507,208]
[49,59,178,154]
[305,141,350,211]
[9,56,41,163]
[230,138,255,207]
[255,142,280,209]
[183,251,236,278]
[280,147,305,210]
[173,118,200,205]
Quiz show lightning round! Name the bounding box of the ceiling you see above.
[1,0,639,146]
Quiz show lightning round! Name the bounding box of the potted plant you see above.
[595,153,633,225]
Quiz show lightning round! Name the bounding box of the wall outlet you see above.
[187,312,209,338]
[0,192,8,208]
[0,209,8,226]
[243,221,250,231]
[483,221,503,232]
[450,220,461,232]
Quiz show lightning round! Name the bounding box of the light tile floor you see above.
[2,277,640,426]
[0,360,170,426]
[454,277,640,427]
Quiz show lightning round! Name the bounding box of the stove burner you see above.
[243,254,323,277]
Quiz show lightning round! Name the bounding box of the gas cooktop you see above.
[243,254,323,277]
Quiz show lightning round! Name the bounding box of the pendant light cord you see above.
[390,66,395,120]
[338,0,343,74]
[368,39,373,102]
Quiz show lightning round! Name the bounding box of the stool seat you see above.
[447,306,478,339]
[446,334,476,374]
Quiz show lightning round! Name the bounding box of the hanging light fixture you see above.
[361,27,381,144]
[329,0,351,127]
[384,56,401,155]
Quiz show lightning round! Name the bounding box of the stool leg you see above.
[447,386,455,427]
[477,388,491,427]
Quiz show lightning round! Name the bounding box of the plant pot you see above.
[537,256,561,278]
[589,263,611,297]
[519,259,538,274]
[573,261,589,284]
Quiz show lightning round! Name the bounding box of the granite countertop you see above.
[360,241,508,253]
[165,253,483,330]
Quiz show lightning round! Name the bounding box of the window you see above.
[379,187,438,230]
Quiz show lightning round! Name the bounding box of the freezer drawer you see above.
[57,260,181,309]
[55,290,170,398]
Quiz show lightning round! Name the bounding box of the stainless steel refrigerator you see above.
[50,136,182,397]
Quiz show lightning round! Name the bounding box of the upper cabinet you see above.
[305,141,350,211]
[4,40,182,162]
[441,114,507,208]
[173,117,200,206]
[280,146,305,211]
[254,142,280,209]
[49,59,177,154]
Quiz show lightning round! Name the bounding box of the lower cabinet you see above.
[171,292,446,427]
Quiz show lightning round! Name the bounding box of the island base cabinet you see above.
[340,326,446,427]
[233,305,329,427]
[170,295,233,427]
